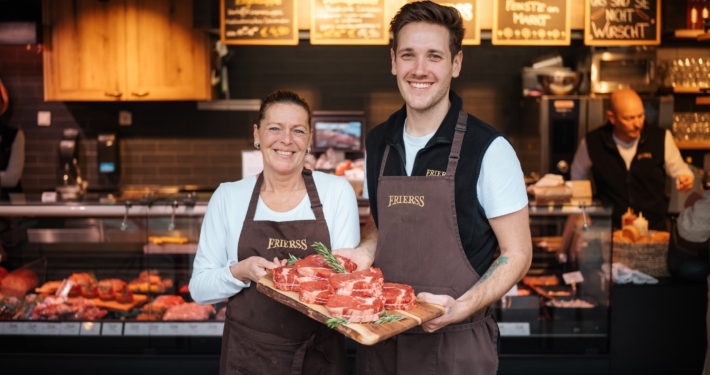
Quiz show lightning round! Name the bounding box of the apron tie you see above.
[291,333,316,375]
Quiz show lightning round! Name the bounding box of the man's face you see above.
[608,98,645,143]
[391,22,462,114]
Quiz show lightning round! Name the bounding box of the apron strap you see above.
[245,170,326,222]
[291,333,316,375]
[379,145,391,177]
[445,109,468,177]
[245,172,265,221]
[302,169,326,222]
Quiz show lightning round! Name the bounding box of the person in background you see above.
[571,88,694,230]
[0,78,24,200]
[189,90,359,375]
[676,172,710,375]
[335,2,532,374]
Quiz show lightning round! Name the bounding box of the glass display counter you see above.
[0,193,223,358]
[495,201,613,355]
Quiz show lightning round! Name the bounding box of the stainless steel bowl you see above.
[538,71,583,95]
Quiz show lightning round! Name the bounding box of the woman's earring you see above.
[307,147,311,154]
[254,142,260,149]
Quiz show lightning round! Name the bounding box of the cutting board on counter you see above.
[91,294,148,312]
[257,273,445,346]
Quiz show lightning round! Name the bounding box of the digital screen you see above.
[99,162,115,173]
[314,121,362,150]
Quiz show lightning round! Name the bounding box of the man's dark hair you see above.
[390,1,465,61]
[256,90,311,128]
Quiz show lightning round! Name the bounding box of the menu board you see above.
[584,0,660,46]
[220,0,298,45]
[409,0,480,45]
[492,0,571,46]
[311,0,389,45]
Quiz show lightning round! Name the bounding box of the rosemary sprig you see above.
[374,311,405,325]
[312,242,348,273]
[326,317,350,328]
[287,254,300,266]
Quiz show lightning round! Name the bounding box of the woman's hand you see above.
[229,256,282,284]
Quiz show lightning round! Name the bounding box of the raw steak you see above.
[295,254,357,281]
[273,266,301,292]
[328,268,384,298]
[298,280,333,305]
[382,282,415,311]
[325,295,385,323]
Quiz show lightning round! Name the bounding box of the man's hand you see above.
[417,292,469,332]
[229,256,281,284]
[677,174,695,193]
[332,248,374,271]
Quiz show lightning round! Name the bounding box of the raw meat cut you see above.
[273,266,301,292]
[328,268,384,298]
[295,254,357,281]
[162,302,215,321]
[298,280,333,305]
[325,295,384,323]
[382,283,415,311]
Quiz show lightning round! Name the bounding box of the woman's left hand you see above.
[230,256,282,283]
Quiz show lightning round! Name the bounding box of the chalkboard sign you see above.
[492,0,571,46]
[584,0,660,45]
[311,0,389,45]
[408,0,480,45]
[220,0,298,45]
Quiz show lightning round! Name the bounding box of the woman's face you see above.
[254,102,311,177]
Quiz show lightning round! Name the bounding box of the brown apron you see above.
[356,110,499,375]
[219,170,347,375]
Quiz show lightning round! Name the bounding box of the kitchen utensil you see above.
[538,71,583,95]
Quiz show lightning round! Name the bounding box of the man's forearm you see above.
[358,214,378,259]
[456,249,531,317]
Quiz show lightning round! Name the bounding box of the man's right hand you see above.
[332,248,374,271]
[229,256,281,284]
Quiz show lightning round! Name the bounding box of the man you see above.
[334,2,532,374]
[571,88,693,230]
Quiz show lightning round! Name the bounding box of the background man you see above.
[571,88,693,230]
[335,2,531,374]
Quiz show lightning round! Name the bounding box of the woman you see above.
[189,90,359,375]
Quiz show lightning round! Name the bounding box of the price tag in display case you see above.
[148,322,163,336]
[44,322,61,335]
[102,322,123,336]
[60,322,81,335]
[164,322,182,336]
[4,322,23,335]
[204,322,225,336]
[181,323,202,336]
[124,322,150,336]
[562,271,585,285]
[80,322,101,336]
[498,322,531,336]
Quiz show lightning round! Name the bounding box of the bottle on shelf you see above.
[689,0,701,29]
[702,0,710,29]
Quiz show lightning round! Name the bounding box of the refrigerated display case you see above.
[495,201,612,356]
[0,193,226,369]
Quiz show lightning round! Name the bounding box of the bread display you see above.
[0,269,39,298]
[613,228,670,244]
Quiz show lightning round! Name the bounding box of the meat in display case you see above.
[0,196,225,358]
[494,201,612,355]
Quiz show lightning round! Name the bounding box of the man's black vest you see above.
[586,123,667,230]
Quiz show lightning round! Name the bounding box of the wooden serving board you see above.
[91,294,148,312]
[257,274,445,346]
